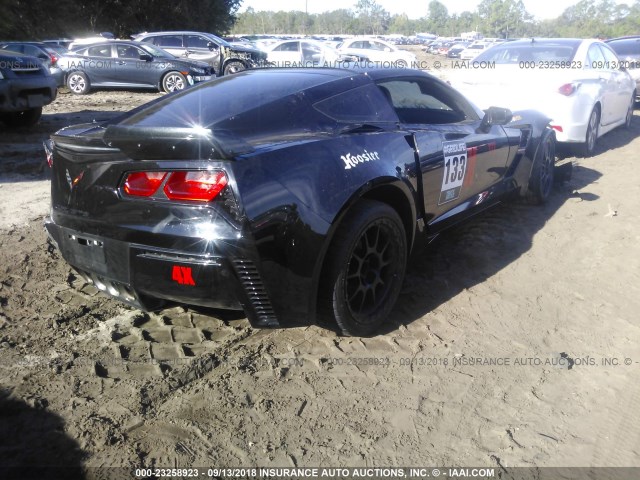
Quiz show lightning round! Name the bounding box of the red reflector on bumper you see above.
[172,265,196,286]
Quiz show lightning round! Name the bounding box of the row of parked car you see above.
[1,32,639,158]
[0,31,422,127]
[0,31,272,126]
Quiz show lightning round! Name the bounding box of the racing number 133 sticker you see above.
[439,141,468,205]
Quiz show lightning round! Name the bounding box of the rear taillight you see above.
[123,172,167,197]
[164,171,228,202]
[122,170,228,202]
[558,83,578,96]
[49,53,58,66]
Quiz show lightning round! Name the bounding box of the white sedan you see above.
[449,38,636,156]
[459,42,490,61]
[336,37,416,67]
[262,39,344,67]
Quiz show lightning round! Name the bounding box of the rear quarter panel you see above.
[231,131,419,324]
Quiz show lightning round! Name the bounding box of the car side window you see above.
[2,44,23,53]
[313,83,399,123]
[87,45,112,58]
[117,45,143,59]
[275,42,299,52]
[371,41,388,51]
[23,45,42,57]
[185,35,211,49]
[599,44,621,69]
[586,44,606,69]
[156,36,183,48]
[377,78,473,124]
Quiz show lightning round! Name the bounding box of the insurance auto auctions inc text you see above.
[253,467,495,478]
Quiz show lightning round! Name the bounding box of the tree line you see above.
[1,0,638,41]
[232,0,640,39]
[0,0,241,40]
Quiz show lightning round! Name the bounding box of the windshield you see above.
[206,33,231,48]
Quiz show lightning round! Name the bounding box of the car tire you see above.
[0,107,43,127]
[525,131,556,205]
[625,93,635,129]
[223,61,246,75]
[576,105,599,157]
[320,200,407,336]
[162,72,187,93]
[67,71,90,95]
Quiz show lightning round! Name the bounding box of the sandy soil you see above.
[1,72,640,478]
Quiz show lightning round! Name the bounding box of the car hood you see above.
[227,44,267,60]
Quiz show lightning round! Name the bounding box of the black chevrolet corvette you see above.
[44,68,557,336]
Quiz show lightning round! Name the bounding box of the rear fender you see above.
[506,109,555,194]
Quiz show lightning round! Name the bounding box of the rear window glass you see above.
[116,70,397,146]
[313,84,398,123]
[608,39,640,57]
[475,43,580,64]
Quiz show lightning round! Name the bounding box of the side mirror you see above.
[139,54,153,62]
[478,106,513,133]
[207,41,217,51]
[384,47,391,52]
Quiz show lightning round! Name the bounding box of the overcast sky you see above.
[239,0,625,21]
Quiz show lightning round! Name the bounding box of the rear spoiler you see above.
[103,126,254,160]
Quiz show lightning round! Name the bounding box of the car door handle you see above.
[116,61,126,65]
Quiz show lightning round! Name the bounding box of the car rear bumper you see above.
[548,119,588,143]
[44,216,280,327]
[0,75,57,112]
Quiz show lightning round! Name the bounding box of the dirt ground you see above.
[1,65,640,479]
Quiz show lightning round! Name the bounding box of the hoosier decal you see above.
[341,150,380,169]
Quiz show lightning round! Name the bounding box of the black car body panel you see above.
[45,68,555,330]
[0,50,57,114]
[606,36,640,101]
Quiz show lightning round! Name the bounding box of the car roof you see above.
[136,31,217,36]
[2,41,47,46]
[606,36,640,43]
[70,40,152,52]
[497,38,584,48]
[74,40,144,48]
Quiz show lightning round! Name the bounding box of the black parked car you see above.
[0,49,57,127]
[57,41,213,94]
[606,36,640,102]
[44,68,557,336]
[0,41,65,85]
[133,31,268,75]
[447,42,470,58]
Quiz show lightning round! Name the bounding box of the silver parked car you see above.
[133,31,268,76]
